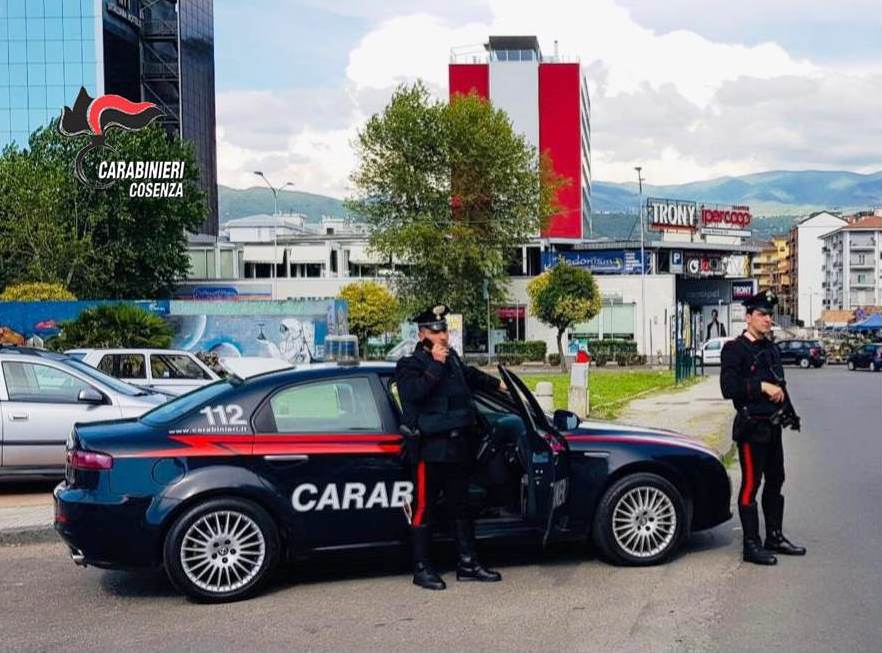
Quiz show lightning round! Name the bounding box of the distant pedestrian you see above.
[706,309,727,340]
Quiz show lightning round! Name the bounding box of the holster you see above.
[399,425,421,466]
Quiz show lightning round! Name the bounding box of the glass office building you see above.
[0,0,218,236]
[0,0,103,148]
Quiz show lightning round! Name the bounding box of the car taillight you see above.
[67,449,113,471]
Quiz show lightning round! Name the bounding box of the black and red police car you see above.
[54,362,731,602]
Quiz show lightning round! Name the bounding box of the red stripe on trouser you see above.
[413,461,427,526]
[740,443,755,506]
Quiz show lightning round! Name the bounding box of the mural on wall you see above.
[0,299,348,361]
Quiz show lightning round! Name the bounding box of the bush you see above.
[0,282,76,302]
[547,353,561,366]
[495,340,547,361]
[496,353,524,366]
[51,303,173,350]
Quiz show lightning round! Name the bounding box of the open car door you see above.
[497,365,570,545]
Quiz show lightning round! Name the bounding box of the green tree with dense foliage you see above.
[338,280,400,357]
[49,303,173,350]
[347,82,565,331]
[0,120,206,298]
[527,261,602,370]
[0,282,75,301]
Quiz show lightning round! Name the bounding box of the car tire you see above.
[847,361,855,371]
[591,473,687,566]
[799,358,810,369]
[164,497,280,603]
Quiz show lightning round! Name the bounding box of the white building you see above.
[790,211,847,326]
[822,216,882,310]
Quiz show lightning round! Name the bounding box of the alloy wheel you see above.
[611,486,677,558]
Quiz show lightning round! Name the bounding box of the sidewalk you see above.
[0,503,56,545]
[613,375,735,457]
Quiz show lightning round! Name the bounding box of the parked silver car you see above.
[66,348,219,396]
[0,347,167,478]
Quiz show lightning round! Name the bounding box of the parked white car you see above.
[699,337,735,365]
[0,347,167,477]
[66,348,219,396]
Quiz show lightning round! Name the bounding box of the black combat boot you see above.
[764,496,807,556]
[411,526,445,590]
[455,519,502,582]
[739,505,777,565]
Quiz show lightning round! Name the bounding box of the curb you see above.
[0,524,58,547]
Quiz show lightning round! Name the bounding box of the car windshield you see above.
[61,358,146,397]
[140,380,235,425]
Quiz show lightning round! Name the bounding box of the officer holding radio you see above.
[396,304,504,590]
[720,290,807,566]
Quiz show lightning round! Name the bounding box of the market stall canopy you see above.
[848,313,882,331]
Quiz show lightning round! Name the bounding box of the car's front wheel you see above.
[799,358,810,368]
[591,473,686,566]
[847,360,855,370]
[164,497,280,603]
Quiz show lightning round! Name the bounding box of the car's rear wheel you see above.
[164,497,279,603]
[799,358,810,368]
[847,361,855,370]
[592,473,686,566]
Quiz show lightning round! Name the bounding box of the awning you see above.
[347,245,385,265]
[243,245,284,264]
[288,245,327,264]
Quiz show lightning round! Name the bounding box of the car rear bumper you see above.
[53,483,161,569]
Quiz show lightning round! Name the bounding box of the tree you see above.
[0,120,206,299]
[49,303,173,350]
[347,82,565,331]
[527,262,602,370]
[338,280,400,357]
[0,282,76,301]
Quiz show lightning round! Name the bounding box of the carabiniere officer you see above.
[720,290,807,565]
[395,304,504,590]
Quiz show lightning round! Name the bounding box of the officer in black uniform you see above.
[395,304,504,590]
[720,290,807,565]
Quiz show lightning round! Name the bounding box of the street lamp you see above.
[253,171,294,298]
[635,166,647,359]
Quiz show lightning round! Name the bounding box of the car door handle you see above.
[262,454,309,462]
[9,413,29,421]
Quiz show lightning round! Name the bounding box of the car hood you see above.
[563,418,719,456]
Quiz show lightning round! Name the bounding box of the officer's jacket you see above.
[395,345,501,463]
[720,333,785,443]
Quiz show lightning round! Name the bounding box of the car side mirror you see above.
[553,409,580,431]
[77,388,105,404]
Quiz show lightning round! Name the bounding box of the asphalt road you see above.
[1,366,879,653]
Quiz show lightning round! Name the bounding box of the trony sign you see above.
[648,198,698,230]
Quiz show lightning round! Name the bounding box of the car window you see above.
[140,380,236,425]
[62,358,147,397]
[150,354,211,380]
[706,340,721,350]
[267,378,382,433]
[2,361,93,403]
[100,354,147,379]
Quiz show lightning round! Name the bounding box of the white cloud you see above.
[216,0,881,195]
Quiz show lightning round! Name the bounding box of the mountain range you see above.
[219,170,881,240]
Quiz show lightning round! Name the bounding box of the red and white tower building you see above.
[449,36,591,241]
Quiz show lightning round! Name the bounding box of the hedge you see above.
[495,340,547,361]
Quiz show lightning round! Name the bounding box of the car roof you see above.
[65,348,196,355]
[0,345,70,361]
[237,361,397,391]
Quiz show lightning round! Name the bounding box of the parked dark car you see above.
[55,363,731,602]
[846,343,882,371]
[776,339,826,368]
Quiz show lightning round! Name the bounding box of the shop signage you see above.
[725,254,750,278]
[541,250,650,275]
[685,254,725,278]
[106,1,143,28]
[699,204,752,238]
[731,280,755,300]
[497,306,525,319]
[647,198,698,231]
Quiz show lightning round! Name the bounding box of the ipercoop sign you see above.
[648,198,752,237]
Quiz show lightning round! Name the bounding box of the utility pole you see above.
[635,166,647,358]
[253,171,294,299]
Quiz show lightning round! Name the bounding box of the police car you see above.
[54,362,731,602]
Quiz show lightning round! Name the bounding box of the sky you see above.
[213,0,882,197]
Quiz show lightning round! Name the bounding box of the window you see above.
[267,378,382,433]
[705,340,722,351]
[150,354,211,380]
[3,361,93,403]
[98,354,147,379]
